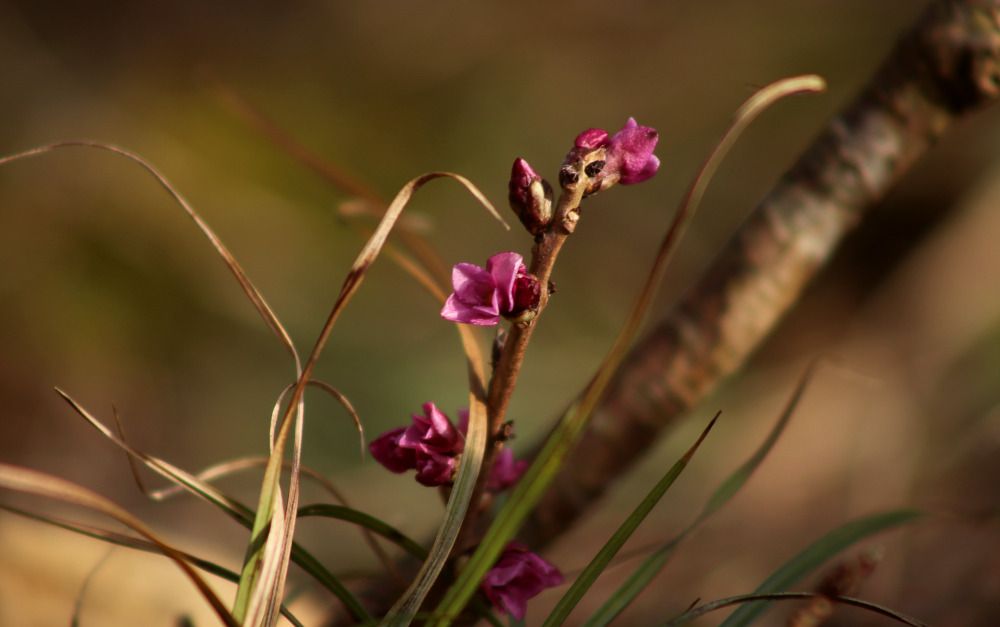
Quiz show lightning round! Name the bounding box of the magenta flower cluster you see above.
[482,543,564,620]
[440,252,540,327]
[369,403,526,489]
[575,117,660,185]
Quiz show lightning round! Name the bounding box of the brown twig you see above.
[519,0,1000,547]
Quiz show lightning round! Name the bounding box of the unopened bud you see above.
[508,158,553,235]
[505,271,541,323]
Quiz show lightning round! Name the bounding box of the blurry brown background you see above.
[1,1,998,625]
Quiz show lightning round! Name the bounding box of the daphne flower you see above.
[482,543,564,620]
[441,252,540,326]
[606,117,660,184]
[369,402,463,487]
[568,117,660,193]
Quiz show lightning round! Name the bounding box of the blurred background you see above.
[1,0,998,625]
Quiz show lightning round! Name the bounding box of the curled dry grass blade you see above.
[56,390,368,619]
[267,380,365,459]
[585,360,822,626]
[718,509,922,627]
[434,74,827,624]
[236,171,504,627]
[664,592,928,627]
[0,141,301,367]
[542,413,719,627]
[0,463,238,627]
[0,503,305,627]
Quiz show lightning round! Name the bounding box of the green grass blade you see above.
[298,503,428,559]
[585,363,818,626]
[542,414,718,627]
[718,509,922,627]
[582,538,681,627]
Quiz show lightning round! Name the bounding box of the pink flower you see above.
[607,117,660,184]
[369,403,464,487]
[482,543,564,620]
[371,405,530,490]
[571,117,660,186]
[441,252,540,326]
[487,448,529,492]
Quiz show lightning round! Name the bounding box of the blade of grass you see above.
[433,74,827,625]
[664,592,928,627]
[237,171,503,626]
[0,463,237,627]
[542,413,719,627]
[585,360,821,626]
[0,141,301,369]
[718,509,922,627]
[1,503,305,627]
[70,548,114,627]
[297,504,428,560]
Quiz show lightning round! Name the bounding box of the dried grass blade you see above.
[239,171,500,627]
[0,141,301,368]
[664,592,928,627]
[0,463,237,627]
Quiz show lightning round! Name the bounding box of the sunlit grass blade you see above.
[542,413,719,627]
[0,463,238,627]
[718,510,922,627]
[585,361,821,626]
[664,592,928,627]
[56,390,369,619]
[433,75,826,625]
[235,171,501,627]
[1,503,306,627]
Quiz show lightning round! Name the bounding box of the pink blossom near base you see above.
[482,543,564,620]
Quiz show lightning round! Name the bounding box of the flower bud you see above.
[507,271,541,321]
[508,158,553,235]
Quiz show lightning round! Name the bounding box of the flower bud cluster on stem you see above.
[368,117,658,619]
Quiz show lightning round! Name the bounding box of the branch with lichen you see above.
[519,0,1000,547]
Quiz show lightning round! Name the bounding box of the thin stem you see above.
[454,149,604,552]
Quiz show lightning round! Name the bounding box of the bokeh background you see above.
[1,1,998,625]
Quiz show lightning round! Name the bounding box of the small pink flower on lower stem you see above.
[441,252,540,326]
[482,543,564,620]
